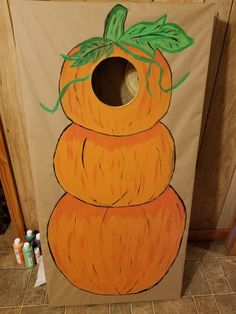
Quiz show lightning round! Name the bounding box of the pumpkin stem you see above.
[40,74,91,113]
[104,5,128,42]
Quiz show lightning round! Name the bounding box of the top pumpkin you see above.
[40,5,194,136]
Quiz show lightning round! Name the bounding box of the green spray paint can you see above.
[22,242,35,268]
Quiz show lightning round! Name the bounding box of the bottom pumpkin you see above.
[47,186,186,295]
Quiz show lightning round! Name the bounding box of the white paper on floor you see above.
[34,255,46,287]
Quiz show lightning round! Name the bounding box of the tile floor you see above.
[0,225,236,314]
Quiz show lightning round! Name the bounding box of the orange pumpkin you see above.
[54,122,174,206]
[60,45,172,136]
[48,186,185,295]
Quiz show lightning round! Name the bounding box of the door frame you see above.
[0,118,25,240]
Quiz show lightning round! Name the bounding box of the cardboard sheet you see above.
[10,0,215,305]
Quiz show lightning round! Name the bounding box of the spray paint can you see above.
[25,230,35,246]
[13,238,24,265]
[34,247,41,264]
[22,242,35,268]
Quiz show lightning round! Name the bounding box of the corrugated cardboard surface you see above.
[9,0,215,305]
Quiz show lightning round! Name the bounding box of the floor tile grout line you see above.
[185,293,213,297]
[213,292,235,296]
[212,294,222,314]
[217,256,234,293]
[20,268,33,313]
[192,296,200,314]
[130,302,133,314]
[22,269,33,304]
[201,263,221,314]
[188,292,235,297]
[0,306,21,309]
[18,304,53,308]
[210,241,235,259]
[186,256,236,261]
[44,289,48,305]
[210,241,235,293]
[151,301,156,314]
[0,266,31,270]
[204,256,230,283]
[200,258,229,294]
[199,263,213,296]
[217,256,236,259]
[186,257,221,261]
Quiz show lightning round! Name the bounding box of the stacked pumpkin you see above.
[46,5,194,295]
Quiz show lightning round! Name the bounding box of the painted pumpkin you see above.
[40,4,194,296]
[54,122,174,206]
[48,187,186,295]
[60,45,172,136]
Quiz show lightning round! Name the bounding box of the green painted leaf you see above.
[121,15,166,39]
[62,37,114,67]
[119,16,167,57]
[92,44,114,63]
[120,37,156,58]
[119,16,194,56]
[151,23,194,53]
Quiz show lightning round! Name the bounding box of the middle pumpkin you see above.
[54,122,175,207]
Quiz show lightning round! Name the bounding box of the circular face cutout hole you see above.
[92,57,139,107]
